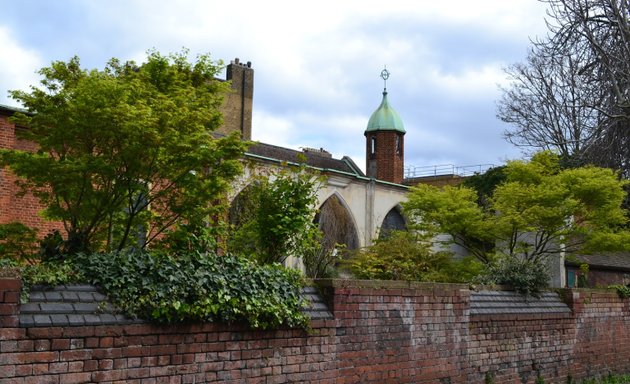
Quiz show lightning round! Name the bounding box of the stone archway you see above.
[315,194,360,253]
[379,205,407,239]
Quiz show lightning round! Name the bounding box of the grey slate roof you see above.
[469,290,571,316]
[246,141,364,176]
[568,253,630,272]
[19,284,332,327]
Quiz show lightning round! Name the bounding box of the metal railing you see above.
[404,164,496,178]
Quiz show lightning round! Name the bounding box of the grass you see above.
[579,375,630,384]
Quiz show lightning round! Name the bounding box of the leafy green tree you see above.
[228,166,323,265]
[0,50,247,255]
[0,222,38,263]
[404,151,630,266]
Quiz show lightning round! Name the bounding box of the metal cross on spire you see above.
[380,66,390,92]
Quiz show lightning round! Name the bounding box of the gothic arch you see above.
[378,204,407,239]
[315,193,360,253]
[227,182,259,228]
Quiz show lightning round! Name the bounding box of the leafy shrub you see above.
[227,167,322,265]
[477,256,549,297]
[349,230,481,282]
[0,222,38,263]
[74,250,308,329]
[609,284,630,299]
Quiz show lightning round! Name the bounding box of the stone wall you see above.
[2,278,630,383]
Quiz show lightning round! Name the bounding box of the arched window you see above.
[379,206,407,239]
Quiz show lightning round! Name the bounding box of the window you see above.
[395,135,401,156]
[370,136,376,156]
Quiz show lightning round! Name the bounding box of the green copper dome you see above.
[365,91,405,134]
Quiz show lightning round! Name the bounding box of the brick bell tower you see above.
[364,68,405,184]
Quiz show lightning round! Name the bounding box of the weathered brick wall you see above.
[2,278,630,383]
[0,113,64,236]
[365,131,404,184]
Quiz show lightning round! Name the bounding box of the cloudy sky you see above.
[1,0,550,176]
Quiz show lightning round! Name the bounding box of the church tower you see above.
[364,68,405,184]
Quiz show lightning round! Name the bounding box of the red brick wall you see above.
[0,113,63,236]
[2,279,630,383]
[365,131,404,184]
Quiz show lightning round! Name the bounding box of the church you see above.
[219,59,410,255]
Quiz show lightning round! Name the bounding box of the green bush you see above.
[73,250,308,329]
[477,256,549,297]
[349,230,482,282]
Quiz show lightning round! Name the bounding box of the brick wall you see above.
[0,112,63,236]
[2,278,630,383]
[365,131,404,184]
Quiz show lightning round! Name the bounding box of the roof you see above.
[245,141,365,176]
[365,91,405,134]
[567,253,630,272]
[0,103,28,115]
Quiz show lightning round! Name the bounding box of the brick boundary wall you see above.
[2,278,630,383]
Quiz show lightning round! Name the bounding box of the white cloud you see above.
[0,26,42,106]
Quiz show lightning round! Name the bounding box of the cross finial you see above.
[380,66,390,92]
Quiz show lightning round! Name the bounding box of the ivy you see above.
[609,284,630,299]
[73,250,308,329]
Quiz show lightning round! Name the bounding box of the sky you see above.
[0,0,550,176]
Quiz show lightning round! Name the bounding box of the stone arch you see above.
[227,182,259,228]
[378,205,407,239]
[315,193,360,253]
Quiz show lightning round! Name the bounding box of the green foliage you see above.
[609,284,630,299]
[19,260,85,302]
[581,374,630,384]
[0,222,38,263]
[463,165,507,208]
[404,151,630,268]
[228,166,322,265]
[349,230,482,282]
[303,241,342,279]
[73,250,308,329]
[1,49,247,255]
[477,255,550,297]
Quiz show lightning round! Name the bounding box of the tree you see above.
[0,50,247,255]
[403,151,630,266]
[498,0,630,177]
[227,166,323,265]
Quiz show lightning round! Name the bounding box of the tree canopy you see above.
[403,151,630,264]
[498,0,630,177]
[1,50,247,255]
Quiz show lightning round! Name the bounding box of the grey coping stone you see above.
[67,314,86,326]
[33,315,52,326]
[98,314,118,325]
[19,303,41,313]
[470,290,571,316]
[60,291,80,302]
[83,314,104,325]
[39,302,75,313]
[19,284,334,326]
[28,292,46,302]
[20,315,35,327]
[43,291,63,301]
[50,314,69,326]
[72,302,99,313]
